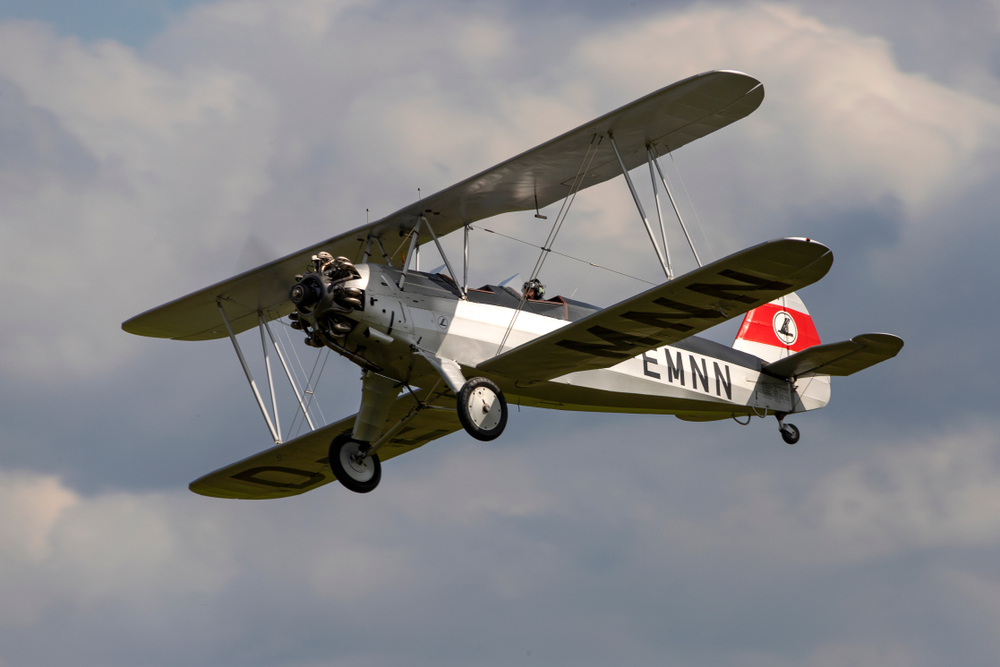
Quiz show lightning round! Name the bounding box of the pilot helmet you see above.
[523,279,545,299]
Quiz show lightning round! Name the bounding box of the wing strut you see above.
[463,223,470,295]
[609,132,671,280]
[361,234,373,263]
[261,316,316,433]
[423,215,467,299]
[259,313,281,439]
[398,219,421,290]
[646,146,674,280]
[650,145,702,267]
[374,236,394,268]
[218,301,281,444]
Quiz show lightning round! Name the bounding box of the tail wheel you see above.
[780,423,800,445]
[457,377,508,441]
[329,433,381,493]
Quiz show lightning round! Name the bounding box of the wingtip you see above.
[853,333,905,354]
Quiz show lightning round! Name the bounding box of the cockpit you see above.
[388,269,599,322]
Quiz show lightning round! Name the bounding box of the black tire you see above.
[457,377,508,441]
[781,423,800,445]
[328,433,381,493]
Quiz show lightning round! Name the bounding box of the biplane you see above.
[123,71,903,498]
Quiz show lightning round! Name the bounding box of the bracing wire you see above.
[302,349,325,422]
[301,349,330,435]
[270,322,299,440]
[496,135,603,354]
[274,320,307,438]
[277,318,329,437]
[290,345,328,439]
[530,135,603,282]
[389,228,415,266]
[669,152,716,263]
[278,321,310,437]
[468,224,654,285]
[279,318,310,387]
[569,263,594,299]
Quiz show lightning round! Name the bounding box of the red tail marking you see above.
[736,302,820,353]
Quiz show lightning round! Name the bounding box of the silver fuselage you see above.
[340,264,830,419]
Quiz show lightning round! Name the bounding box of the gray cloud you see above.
[1,1,1000,666]
[4,417,1000,666]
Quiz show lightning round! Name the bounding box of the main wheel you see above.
[780,423,800,445]
[328,433,381,493]
[457,377,508,441]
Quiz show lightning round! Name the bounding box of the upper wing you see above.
[189,394,461,500]
[762,333,904,379]
[123,70,763,341]
[477,238,832,383]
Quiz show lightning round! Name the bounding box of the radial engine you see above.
[288,252,363,348]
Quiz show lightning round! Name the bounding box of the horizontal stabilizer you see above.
[478,238,833,383]
[190,394,460,500]
[124,70,763,341]
[762,333,903,379]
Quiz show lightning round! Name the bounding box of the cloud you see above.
[576,4,1000,227]
[0,440,555,623]
[4,1,997,381]
[655,423,1000,565]
[2,2,1000,664]
[0,20,277,378]
[0,469,232,627]
[5,416,999,665]
[0,470,75,563]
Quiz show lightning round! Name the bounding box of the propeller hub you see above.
[289,276,323,309]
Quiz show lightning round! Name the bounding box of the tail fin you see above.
[733,292,821,363]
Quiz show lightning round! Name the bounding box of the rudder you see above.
[733,292,821,363]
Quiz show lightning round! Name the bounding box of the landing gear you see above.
[457,377,508,441]
[329,433,381,493]
[776,413,800,445]
[780,424,800,445]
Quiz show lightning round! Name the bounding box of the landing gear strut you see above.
[457,377,508,441]
[776,413,800,445]
[329,433,382,493]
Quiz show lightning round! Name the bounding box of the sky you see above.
[1,0,1000,665]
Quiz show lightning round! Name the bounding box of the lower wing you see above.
[190,394,461,499]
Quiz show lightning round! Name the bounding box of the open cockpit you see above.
[376,267,601,322]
